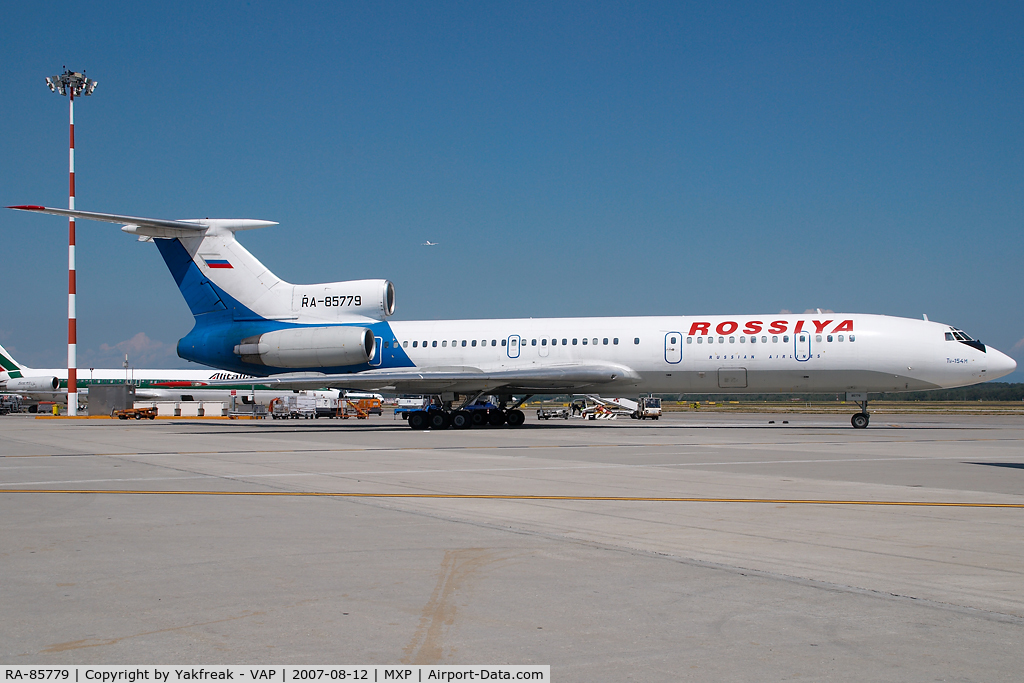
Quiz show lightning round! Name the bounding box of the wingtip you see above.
[7,205,46,210]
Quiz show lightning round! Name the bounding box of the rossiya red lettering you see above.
[684,319,854,335]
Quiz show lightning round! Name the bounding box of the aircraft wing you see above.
[194,363,642,394]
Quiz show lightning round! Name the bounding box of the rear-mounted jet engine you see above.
[4,376,60,392]
[234,326,375,368]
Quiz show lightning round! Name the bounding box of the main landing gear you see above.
[407,393,530,430]
[408,407,526,430]
[850,397,870,429]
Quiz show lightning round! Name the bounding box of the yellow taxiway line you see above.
[1,489,1023,507]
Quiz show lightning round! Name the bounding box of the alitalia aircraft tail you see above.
[0,343,61,393]
[0,343,27,378]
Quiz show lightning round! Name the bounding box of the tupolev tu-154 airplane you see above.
[9,205,1016,429]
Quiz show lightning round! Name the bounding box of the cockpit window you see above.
[949,327,975,342]
[946,327,985,352]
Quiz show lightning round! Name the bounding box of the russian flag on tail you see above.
[203,258,233,269]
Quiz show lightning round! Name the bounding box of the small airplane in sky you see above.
[421,241,439,246]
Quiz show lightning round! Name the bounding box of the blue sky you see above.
[2,1,1022,381]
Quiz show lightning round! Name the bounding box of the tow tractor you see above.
[631,396,662,419]
[112,407,158,420]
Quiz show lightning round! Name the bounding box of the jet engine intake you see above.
[234,326,375,368]
[5,376,60,392]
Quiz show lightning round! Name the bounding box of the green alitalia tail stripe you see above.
[0,350,23,377]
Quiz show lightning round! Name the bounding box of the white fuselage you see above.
[382,313,1015,394]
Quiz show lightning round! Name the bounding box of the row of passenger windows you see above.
[384,337,643,349]
[670,334,856,344]
[386,334,858,349]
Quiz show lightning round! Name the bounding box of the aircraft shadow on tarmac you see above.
[969,462,1024,470]
[168,421,973,436]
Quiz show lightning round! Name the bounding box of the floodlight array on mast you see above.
[46,69,97,97]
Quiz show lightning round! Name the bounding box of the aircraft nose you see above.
[987,347,1017,380]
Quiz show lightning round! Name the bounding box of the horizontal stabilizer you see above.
[7,206,277,237]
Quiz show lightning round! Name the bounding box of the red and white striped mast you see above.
[46,69,96,416]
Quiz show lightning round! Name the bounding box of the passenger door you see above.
[795,331,811,361]
[507,335,521,359]
[665,331,682,364]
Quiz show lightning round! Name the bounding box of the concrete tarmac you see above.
[2,412,1023,680]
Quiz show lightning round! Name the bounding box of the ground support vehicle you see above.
[270,394,316,419]
[346,397,380,417]
[318,398,377,419]
[395,397,430,419]
[571,395,661,420]
[631,396,662,420]
[34,401,60,415]
[112,407,158,420]
[228,402,269,419]
[346,396,382,415]
[537,407,570,420]
[0,395,24,414]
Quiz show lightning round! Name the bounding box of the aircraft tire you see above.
[429,411,451,430]
[851,413,869,429]
[408,411,429,430]
[470,410,487,427]
[506,410,525,427]
[451,411,472,429]
[488,410,507,427]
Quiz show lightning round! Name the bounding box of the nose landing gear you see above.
[849,393,870,429]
